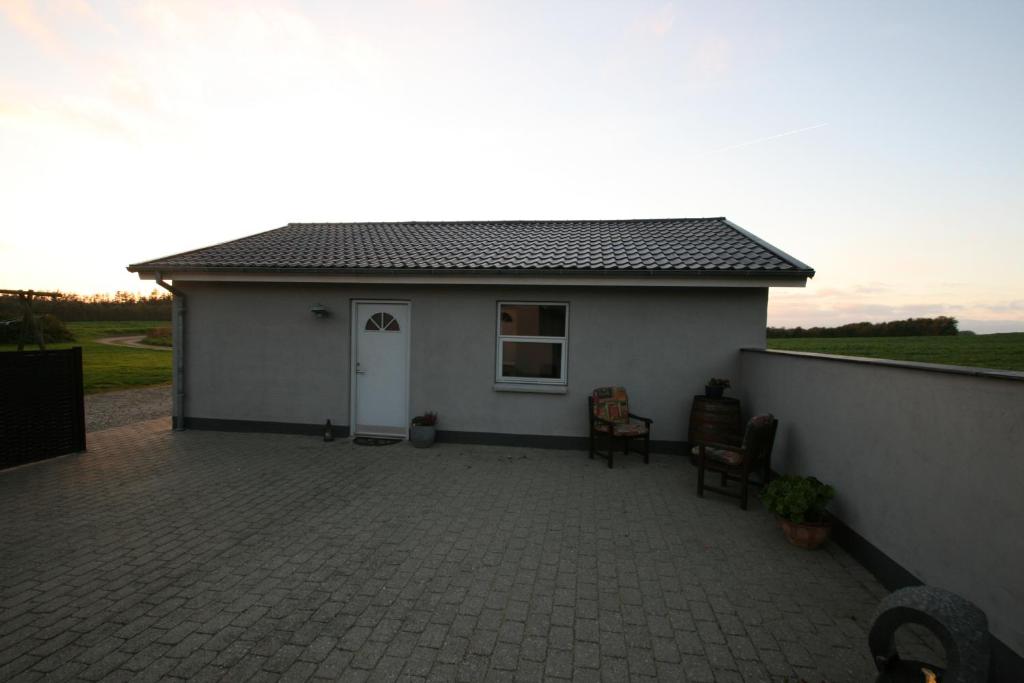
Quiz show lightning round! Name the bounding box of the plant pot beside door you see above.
[761,475,836,549]
[410,412,438,448]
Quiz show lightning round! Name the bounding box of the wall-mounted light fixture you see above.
[311,304,330,319]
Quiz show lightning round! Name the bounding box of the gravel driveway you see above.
[85,385,171,432]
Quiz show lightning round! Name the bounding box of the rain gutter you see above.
[154,274,186,431]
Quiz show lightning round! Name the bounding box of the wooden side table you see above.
[688,396,743,451]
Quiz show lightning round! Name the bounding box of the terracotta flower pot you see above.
[777,516,832,549]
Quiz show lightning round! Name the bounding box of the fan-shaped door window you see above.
[365,312,400,332]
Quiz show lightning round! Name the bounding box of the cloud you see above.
[0,90,136,140]
[852,282,893,295]
[0,0,66,55]
[628,3,675,39]
[689,33,732,80]
[702,123,828,156]
[958,319,1024,334]
[1,0,393,148]
[647,3,675,38]
[796,282,892,299]
[769,290,1024,329]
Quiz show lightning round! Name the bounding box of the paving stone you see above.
[544,647,572,679]
[498,621,525,644]
[627,647,657,678]
[651,636,681,663]
[170,647,217,678]
[437,635,468,664]
[300,635,338,663]
[0,420,887,683]
[490,642,519,671]
[0,652,36,681]
[265,643,305,673]
[316,649,353,678]
[573,641,600,669]
[599,630,627,658]
[598,656,628,682]
[681,653,716,682]
[78,649,132,681]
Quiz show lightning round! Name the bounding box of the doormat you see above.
[353,436,401,447]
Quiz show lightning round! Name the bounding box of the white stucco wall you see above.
[175,282,768,444]
[740,349,1024,659]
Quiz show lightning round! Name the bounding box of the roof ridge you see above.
[285,217,727,227]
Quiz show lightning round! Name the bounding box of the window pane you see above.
[501,341,562,379]
[500,304,566,337]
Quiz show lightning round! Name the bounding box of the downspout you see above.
[154,273,186,431]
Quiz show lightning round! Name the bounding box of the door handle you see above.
[356,362,366,375]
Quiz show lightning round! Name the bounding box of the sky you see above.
[1,1,1022,332]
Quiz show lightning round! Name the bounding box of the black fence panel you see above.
[0,347,86,469]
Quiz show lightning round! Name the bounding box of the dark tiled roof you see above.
[129,218,814,278]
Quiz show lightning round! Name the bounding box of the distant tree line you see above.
[768,316,959,338]
[0,291,172,322]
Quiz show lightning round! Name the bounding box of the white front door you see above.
[352,301,410,437]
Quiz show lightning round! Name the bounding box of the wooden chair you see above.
[588,386,652,469]
[696,414,778,509]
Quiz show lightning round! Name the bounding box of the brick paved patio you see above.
[0,419,889,681]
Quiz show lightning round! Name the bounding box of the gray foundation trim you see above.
[437,430,588,450]
[830,516,1023,681]
[741,347,1024,382]
[437,429,685,454]
[180,417,350,437]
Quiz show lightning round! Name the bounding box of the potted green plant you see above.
[761,475,835,549]
[705,377,730,399]
[410,412,438,448]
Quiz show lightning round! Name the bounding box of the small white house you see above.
[128,218,813,449]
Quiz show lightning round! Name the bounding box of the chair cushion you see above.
[594,421,649,436]
[706,447,744,466]
[693,445,744,465]
[591,386,630,424]
[614,422,647,437]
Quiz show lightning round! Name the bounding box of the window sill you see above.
[493,383,568,395]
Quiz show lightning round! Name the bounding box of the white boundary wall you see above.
[740,349,1024,657]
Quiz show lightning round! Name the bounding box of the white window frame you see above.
[495,301,569,385]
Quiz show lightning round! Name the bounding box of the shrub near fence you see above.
[0,348,86,469]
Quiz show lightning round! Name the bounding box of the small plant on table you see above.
[704,377,731,398]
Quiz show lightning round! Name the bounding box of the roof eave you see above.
[128,264,814,279]
[721,219,815,278]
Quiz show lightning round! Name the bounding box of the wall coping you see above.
[741,347,1024,383]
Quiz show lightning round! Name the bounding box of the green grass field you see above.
[767,333,1024,372]
[0,320,172,394]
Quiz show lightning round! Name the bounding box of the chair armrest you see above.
[628,413,652,424]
